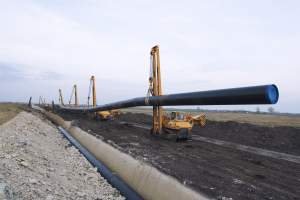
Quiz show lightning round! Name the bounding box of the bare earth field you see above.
[57,110,300,200]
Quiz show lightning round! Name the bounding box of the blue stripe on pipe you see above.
[58,126,143,200]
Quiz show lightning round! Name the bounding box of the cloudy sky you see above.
[0,0,299,113]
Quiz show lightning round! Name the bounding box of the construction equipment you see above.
[68,84,79,106]
[28,97,32,108]
[57,45,279,138]
[110,109,122,117]
[147,45,206,140]
[39,96,46,105]
[161,111,194,140]
[58,89,64,105]
[147,45,163,135]
[87,76,113,120]
[186,113,206,127]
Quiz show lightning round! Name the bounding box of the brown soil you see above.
[57,111,300,200]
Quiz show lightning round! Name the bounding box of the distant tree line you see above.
[256,107,275,114]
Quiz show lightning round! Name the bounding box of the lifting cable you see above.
[145,55,154,105]
[68,86,75,105]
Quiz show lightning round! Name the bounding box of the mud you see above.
[57,111,300,200]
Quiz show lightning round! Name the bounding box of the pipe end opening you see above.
[266,85,279,104]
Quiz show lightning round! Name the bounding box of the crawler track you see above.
[57,111,300,200]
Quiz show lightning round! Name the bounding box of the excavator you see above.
[58,89,65,105]
[39,96,46,105]
[68,84,79,106]
[147,45,206,140]
[87,76,120,120]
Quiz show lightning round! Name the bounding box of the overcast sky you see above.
[0,0,299,113]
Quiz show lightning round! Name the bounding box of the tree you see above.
[268,107,275,113]
[256,107,260,113]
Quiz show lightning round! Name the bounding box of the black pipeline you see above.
[57,84,279,113]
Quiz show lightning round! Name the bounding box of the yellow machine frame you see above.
[59,89,64,105]
[68,84,78,106]
[149,46,163,134]
[88,76,113,120]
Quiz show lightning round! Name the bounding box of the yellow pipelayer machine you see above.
[147,45,206,140]
[88,76,112,120]
[87,76,120,120]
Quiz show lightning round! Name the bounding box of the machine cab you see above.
[170,112,184,121]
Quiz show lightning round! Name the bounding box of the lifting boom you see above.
[59,89,64,105]
[88,76,113,120]
[149,46,163,134]
[69,84,78,106]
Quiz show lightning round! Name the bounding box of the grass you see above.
[121,108,300,128]
[0,103,23,125]
[205,112,300,128]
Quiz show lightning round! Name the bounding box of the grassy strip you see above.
[0,103,23,125]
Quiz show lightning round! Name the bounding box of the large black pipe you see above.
[57,84,279,113]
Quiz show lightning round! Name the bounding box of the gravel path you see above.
[0,111,124,200]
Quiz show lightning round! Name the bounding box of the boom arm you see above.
[75,85,78,106]
[149,45,163,134]
[59,89,64,105]
[88,76,97,107]
[69,84,79,106]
